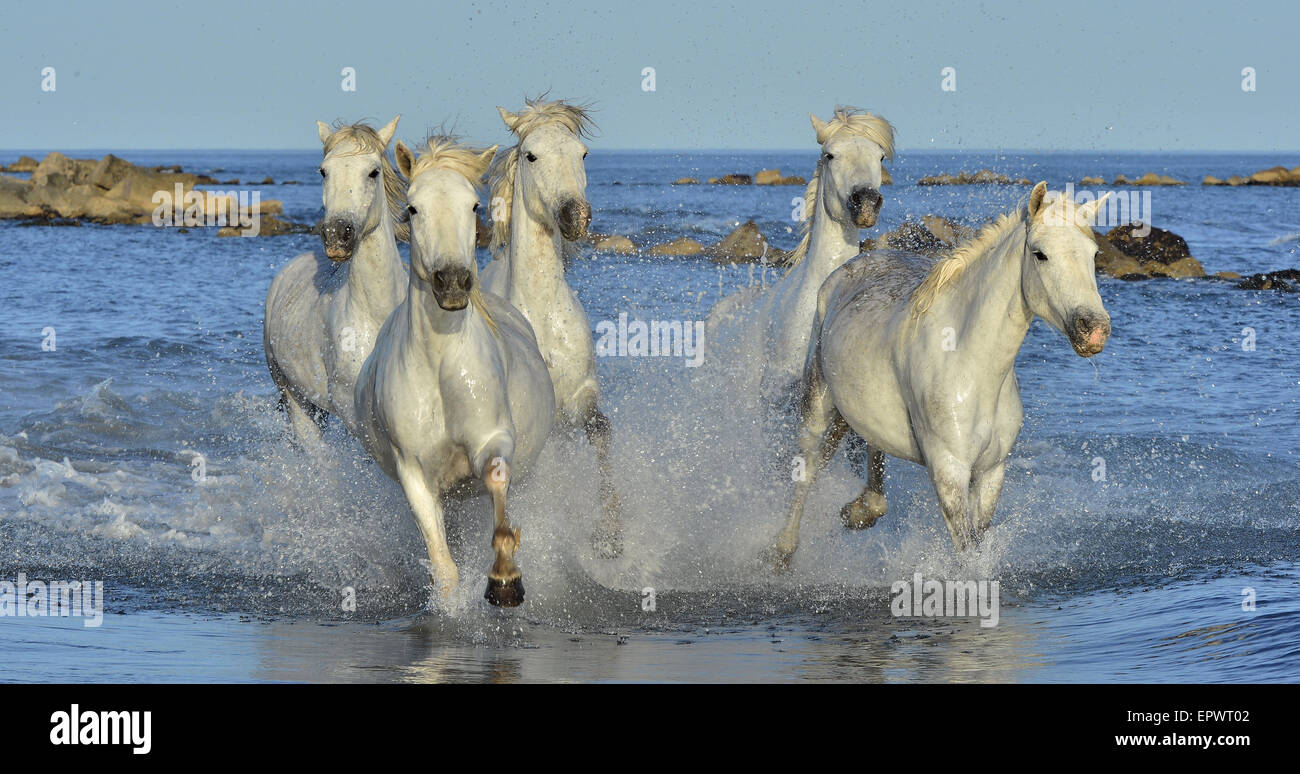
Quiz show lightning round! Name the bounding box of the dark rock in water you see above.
[917,169,1031,186]
[708,173,753,185]
[475,213,490,248]
[708,219,785,264]
[1236,271,1299,291]
[258,176,274,185]
[1104,222,1205,278]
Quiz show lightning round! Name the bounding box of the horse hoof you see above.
[484,576,525,607]
[841,494,886,530]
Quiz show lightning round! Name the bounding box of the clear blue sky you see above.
[1,0,1296,151]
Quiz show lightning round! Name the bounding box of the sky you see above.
[1,0,1296,151]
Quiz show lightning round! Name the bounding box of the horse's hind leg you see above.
[763,366,847,573]
[841,446,888,530]
[482,457,525,607]
[584,405,624,559]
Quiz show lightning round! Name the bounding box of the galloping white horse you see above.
[264,117,407,444]
[355,137,555,607]
[708,107,895,401]
[480,98,624,556]
[769,183,1113,566]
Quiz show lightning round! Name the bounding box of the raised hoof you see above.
[759,544,795,575]
[484,576,525,607]
[840,493,887,530]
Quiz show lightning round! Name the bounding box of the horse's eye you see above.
[525,152,537,162]
[1033,250,1048,262]
[824,153,834,161]
[880,155,885,162]
[582,151,588,160]
[472,202,480,212]
[369,169,380,179]
[318,168,326,177]
[407,205,418,216]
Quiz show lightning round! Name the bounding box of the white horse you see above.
[708,107,894,401]
[479,98,624,557]
[769,183,1113,566]
[355,137,555,607]
[264,116,407,444]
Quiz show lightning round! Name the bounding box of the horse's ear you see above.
[1028,181,1048,218]
[316,121,332,145]
[478,144,499,174]
[393,140,415,179]
[498,106,521,132]
[1078,191,1112,225]
[809,112,830,143]
[377,115,401,147]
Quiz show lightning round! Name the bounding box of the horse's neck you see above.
[926,221,1032,375]
[345,214,404,316]
[402,280,472,357]
[804,186,862,274]
[504,182,568,312]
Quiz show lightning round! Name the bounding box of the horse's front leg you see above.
[924,450,977,553]
[395,458,459,604]
[970,460,1006,544]
[841,445,888,530]
[482,456,525,607]
[583,405,624,559]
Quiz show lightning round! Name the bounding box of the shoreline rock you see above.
[1203,165,1300,187]
[1,152,300,234]
[917,169,1032,186]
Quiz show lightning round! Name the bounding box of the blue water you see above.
[1,149,1298,682]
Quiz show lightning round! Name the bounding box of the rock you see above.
[707,220,779,263]
[1203,165,1300,187]
[31,152,98,186]
[1080,176,1106,186]
[1103,223,1205,279]
[754,169,783,185]
[708,174,752,185]
[259,177,274,185]
[920,215,974,246]
[875,221,948,253]
[592,234,636,253]
[88,154,136,190]
[917,169,1027,186]
[476,213,490,248]
[0,175,36,218]
[1213,271,1242,280]
[648,236,705,256]
[673,177,698,185]
[1236,271,1298,291]
[2,156,39,173]
[218,213,310,237]
[1132,172,1185,186]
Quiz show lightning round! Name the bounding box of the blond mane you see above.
[487,98,595,258]
[785,107,895,269]
[908,211,1022,318]
[407,135,500,337]
[323,121,410,243]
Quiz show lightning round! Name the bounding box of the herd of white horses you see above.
[261,99,1113,607]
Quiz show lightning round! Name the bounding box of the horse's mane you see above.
[408,135,500,338]
[908,211,1023,319]
[323,122,410,243]
[785,107,895,269]
[487,97,595,259]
